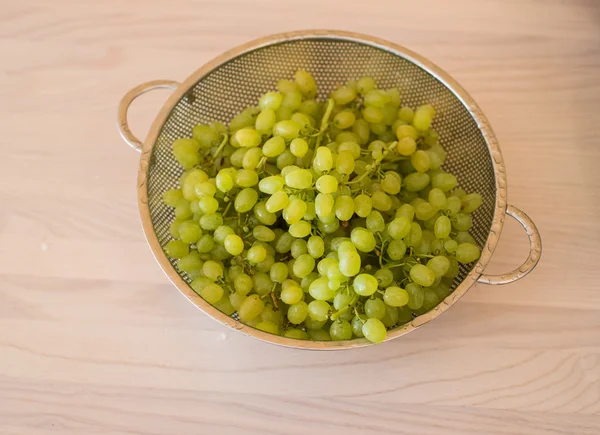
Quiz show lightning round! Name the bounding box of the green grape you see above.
[453,213,473,231]
[434,215,452,239]
[334,195,355,221]
[294,254,315,278]
[285,168,312,189]
[281,90,302,111]
[351,227,376,252]
[250,225,273,242]
[331,86,357,105]
[287,301,309,325]
[365,298,386,319]
[396,124,418,140]
[409,150,430,173]
[299,99,319,117]
[398,106,414,123]
[259,91,283,110]
[266,191,289,213]
[196,234,214,253]
[262,136,286,157]
[178,221,202,243]
[283,198,307,225]
[413,104,434,131]
[275,106,293,121]
[381,105,397,125]
[234,188,258,213]
[451,188,467,198]
[247,245,267,264]
[192,124,219,149]
[333,110,356,129]
[445,196,462,216]
[234,274,253,295]
[170,220,185,239]
[307,236,325,258]
[428,188,448,210]
[383,286,409,307]
[353,274,378,296]
[330,320,353,340]
[255,108,276,133]
[336,131,359,144]
[199,213,222,230]
[387,216,411,240]
[178,251,203,273]
[381,172,401,195]
[427,256,450,278]
[371,191,392,211]
[405,282,424,309]
[404,172,430,192]
[295,70,317,97]
[229,292,247,310]
[235,127,262,148]
[315,193,334,218]
[197,196,218,214]
[415,202,436,221]
[273,120,300,140]
[290,112,313,131]
[338,141,361,159]
[421,288,440,312]
[431,172,458,192]
[461,193,483,213]
[362,106,383,123]
[374,268,394,287]
[194,181,216,198]
[238,294,265,322]
[277,150,296,169]
[197,283,223,304]
[275,231,294,253]
[256,321,279,335]
[175,198,192,220]
[387,239,407,260]
[258,175,284,195]
[362,318,386,343]
[307,329,331,341]
[308,299,331,320]
[253,272,273,295]
[410,264,436,287]
[357,76,376,94]
[380,304,399,328]
[290,138,308,157]
[172,138,200,169]
[281,284,304,305]
[313,147,333,172]
[289,221,311,238]
[210,225,232,245]
[267,262,287,283]
[254,201,277,225]
[352,316,365,337]
[315,175,338,194]
[163,189,183,207]
[201,260,223,281]
[284,328,308,340]
[353,194,372,218]
[364,89,389,107]
[455,231,477,245]
[444,239,458,253]
[165,240,189,258]
[395,204,414,222]
[366,210,386,232]
[352,119,370,144]
[456,243,481,263]
[339,250,361,277]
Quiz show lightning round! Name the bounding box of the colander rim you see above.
[136,29,508,350]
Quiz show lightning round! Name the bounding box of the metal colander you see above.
[118,30,541,350]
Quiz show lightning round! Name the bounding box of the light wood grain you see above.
[1,0,599,434]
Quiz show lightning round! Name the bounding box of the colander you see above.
[117,30,541,349]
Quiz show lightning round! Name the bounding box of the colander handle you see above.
[477,205,542,285]
[117,80,180,152]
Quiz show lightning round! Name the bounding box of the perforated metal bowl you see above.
[117,30,541,349]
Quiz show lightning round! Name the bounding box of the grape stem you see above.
[213,134,229,159]
[314,99,335,149]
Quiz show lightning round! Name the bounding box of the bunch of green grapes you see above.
[162,70,482,344]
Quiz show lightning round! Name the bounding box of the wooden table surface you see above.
[1,1,599,434]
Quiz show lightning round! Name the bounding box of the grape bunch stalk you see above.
[162,70,483,344]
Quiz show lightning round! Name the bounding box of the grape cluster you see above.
[162,70,482,344]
